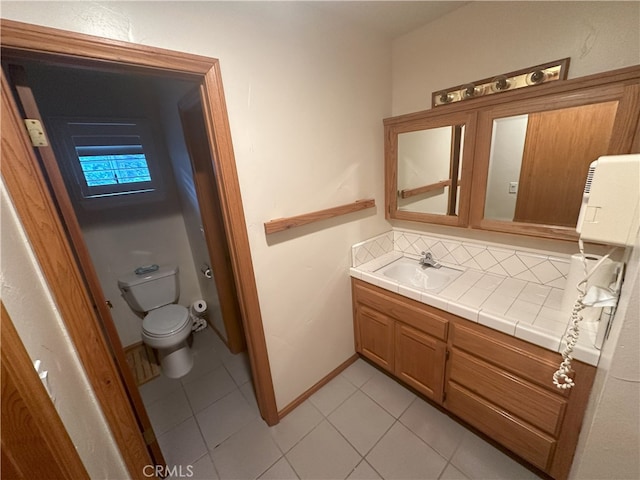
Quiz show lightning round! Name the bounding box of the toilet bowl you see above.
[117,265,194,379]
[142,304,193,378]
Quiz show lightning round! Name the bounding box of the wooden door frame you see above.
[1,18,278,477]
[178,87,246,354]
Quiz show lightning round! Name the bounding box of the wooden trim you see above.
[178,87,246,355]
[2,17,278,466]
[386,110,477,227]
[477,218,580,242]
[400,180,450,199]
[1,72,154,478]
[264,199,375,235]
[608,83,640,154]
[200,66,279,424]
[431,58,570,108]
[1,303,90,480]
[387,64,640,126]
[277,354,359,419]
[447,125,462,215]
[0,19,214,78]
[384,124,398,220]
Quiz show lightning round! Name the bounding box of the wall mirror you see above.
[484,102,618,226]
[385,111,476,227]
[470,82,640,239]
[385,65,640,241]
[397,124,463,215]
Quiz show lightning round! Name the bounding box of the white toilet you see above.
[118,265,193,379]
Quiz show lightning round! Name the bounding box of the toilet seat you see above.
[142,304,190,337]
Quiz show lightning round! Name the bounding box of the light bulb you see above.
[491,75,511,92]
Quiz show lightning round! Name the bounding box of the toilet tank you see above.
[118,265,180,312]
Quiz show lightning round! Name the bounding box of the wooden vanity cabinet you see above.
[445,319,596,480]
[351,278,596,480]
[356,305,395,372]
[352,278,450,403]
[395,322,447,403]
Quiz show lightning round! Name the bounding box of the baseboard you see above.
[277,353,359,420]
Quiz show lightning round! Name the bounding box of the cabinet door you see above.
[395,323,446,403]
[355,305,394,372]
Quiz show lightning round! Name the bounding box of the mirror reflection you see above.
[484,101,618,227]
[397,125,464,216]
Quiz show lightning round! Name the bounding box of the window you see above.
[51,118,163,206]
[76,145,151,189]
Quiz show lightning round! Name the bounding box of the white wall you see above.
[392,1,640,116]
[485,114,528,221]
[1,1,391,409]
[153,79,228,340]
[0,181,128,479]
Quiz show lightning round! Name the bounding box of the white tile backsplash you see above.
[353,229,570,288]
[351,231,394,267]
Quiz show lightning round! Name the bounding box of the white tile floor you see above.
[139,327,542,480]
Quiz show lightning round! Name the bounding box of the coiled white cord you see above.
[553,240,617,390]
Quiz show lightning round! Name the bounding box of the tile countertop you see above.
[350,251,602,367]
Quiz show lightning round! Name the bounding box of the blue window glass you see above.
[52,118,162,205]
[77,152,152,186]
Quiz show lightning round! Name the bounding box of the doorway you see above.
[1,19,278,478]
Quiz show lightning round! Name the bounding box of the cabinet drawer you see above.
[356,305,394,372]
[353,280,448,341]
[449,349,567,436]
[446,382,555,472]
[450,321,563,393]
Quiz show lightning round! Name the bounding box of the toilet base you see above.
[157,342,194,379]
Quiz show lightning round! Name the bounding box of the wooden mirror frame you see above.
[385,110,477,227]
[384,65,640,241]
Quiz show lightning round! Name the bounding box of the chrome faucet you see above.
[419,251,442,269]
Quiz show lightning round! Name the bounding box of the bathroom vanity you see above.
[350,231,600,480]
[352,278,594,479]
[359,65,640,478]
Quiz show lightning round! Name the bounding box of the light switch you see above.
[34,360,55,403]
[509,182,518,194]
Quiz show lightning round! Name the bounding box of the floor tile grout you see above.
[143,331,539,480]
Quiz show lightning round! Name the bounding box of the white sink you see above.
[376,257,463,293]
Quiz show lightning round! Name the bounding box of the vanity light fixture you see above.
[432,58,569,107]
